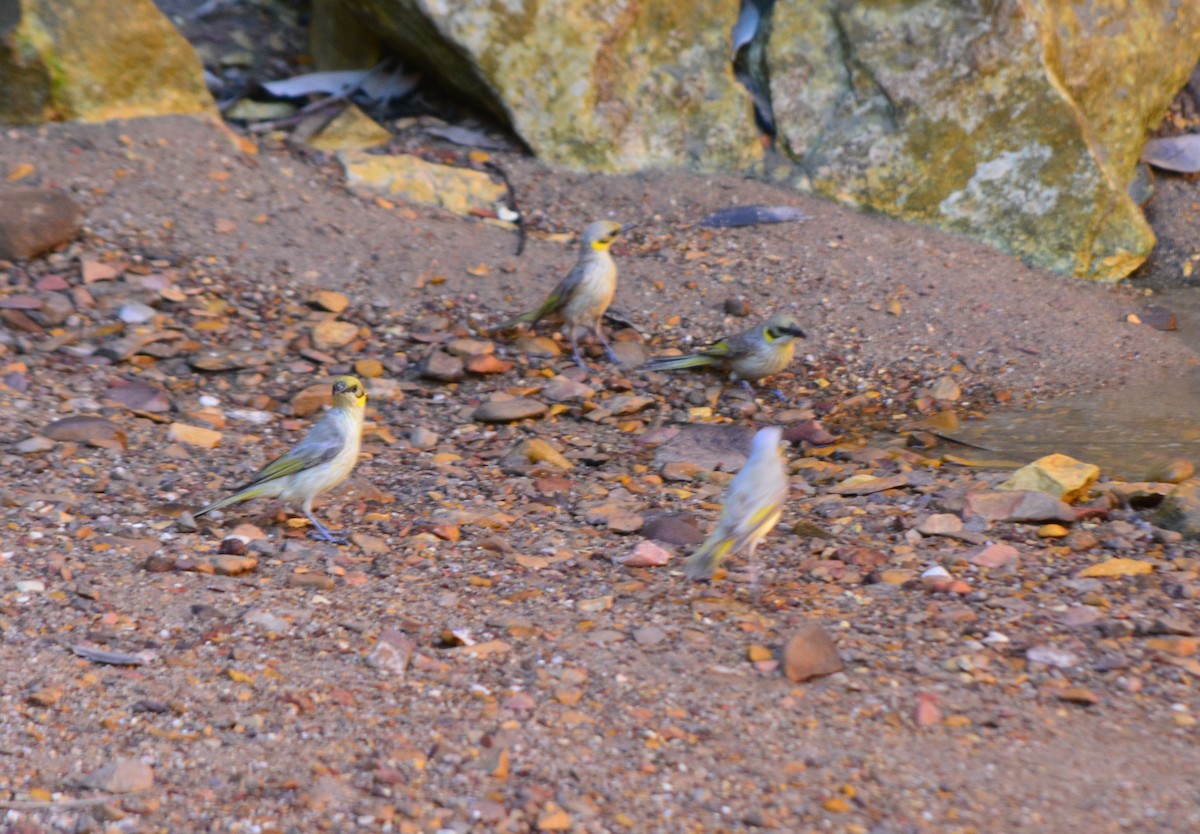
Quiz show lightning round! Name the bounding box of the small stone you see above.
[577,595,614,613]
[1138,305,1177,331]
[445,337,495,356]
[724,296,752,316]
[1153,478,1200,538]
[878,569,916,585]
[243,610,290,632]
[514,334,562,357]
[609,340,648,366]
[1143,636,1200,657]
[782,622,843,682]
[473,397,548,422]
[830,473,910,495]
[661,461,703,481]
[1037,523,1069,538]
[104,380,171,413]
[513,438,571,469]
[541,375,594,402]
[822,797,851,814]
[998,453,1099,503]
[641,513,704,546]
[914,693,941,727]
[366,629,416,677]
[916,513,963,536]
[1077,558,1154,578]
[291,383,332,417]
[27,686,63,707]
[213,554,258,576]
[929,375,960,401]
[354,358,385,378]
[350,532,389,555]
[465,353,514,374]
[142,553,177,572]
[537,803,571,831]
[1065,530,1099,551]
[1057,687,1100,705]
[1058,606,1104,628]
[418,350,465,382]
[14,436,55,454]
[218,537,247,555]
[311,320,359,351]
[1147,459,1195,484]
[604,395,655,415]
[0,186,83,260]
[84,759,154,794]
[15,579,45,593]
[117,301,157,324]
[309,290,349,313]
[967,543,1020,568]
[43,416,127,449]
[1026,645,1079,668]
[167,423,222,449]
[289,574,336,590]
[606,512,644,534]
[747,644,773,662]
[782,420,839,446]
[964,490,1075,523]
[633,626,667,645]
[406,426,439,450]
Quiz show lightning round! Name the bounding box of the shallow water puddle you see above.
[930,381,1200,480]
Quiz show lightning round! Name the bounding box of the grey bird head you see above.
[764,314,806,342]
[581,220,623,252]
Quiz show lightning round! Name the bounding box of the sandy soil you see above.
[1,110,1200,833]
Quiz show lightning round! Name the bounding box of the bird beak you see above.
[787,326,807,339]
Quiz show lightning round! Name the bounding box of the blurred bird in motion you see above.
[194,376,366,543]
[642,313,806,397]
[497,219,623,370]
[684,425,789,584]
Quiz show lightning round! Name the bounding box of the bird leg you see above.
[739,379,757,399]
[568,330,589,371]
[305,509,348,544]
[747,541,762,601]
[594,325,622,366]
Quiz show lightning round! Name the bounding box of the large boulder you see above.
[764,0,1200,281]
[0,0,216,124]
[319,0,762,173]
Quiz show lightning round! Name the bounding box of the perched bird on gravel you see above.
[497,219,623,370]
[685,425,789,582]
[642,313,806,397]
[195,376,366,543]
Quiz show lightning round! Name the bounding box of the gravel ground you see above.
[2,116,1200,834]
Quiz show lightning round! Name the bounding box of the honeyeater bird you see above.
[194,376,366,543]
[642,313,806,396]
[684,425,789,582]
[497,219,623,370]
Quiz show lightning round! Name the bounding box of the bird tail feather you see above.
[642,354,717,373]
[684,535,734,580]
[495,308,540,331]
[194,484,272,518]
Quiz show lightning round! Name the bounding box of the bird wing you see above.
[496,262,584,328]
[535,262,586,319]
[237,417,345,490]
[718,485,782,551]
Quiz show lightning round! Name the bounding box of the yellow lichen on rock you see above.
[998,453,1100,503]
[0,0,216,124]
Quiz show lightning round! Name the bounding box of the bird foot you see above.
[771,388,788,402]
[603,345,623,366]
[309,528,349,544]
